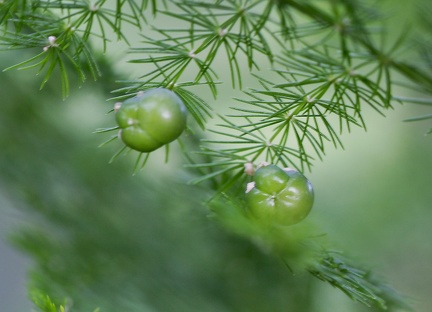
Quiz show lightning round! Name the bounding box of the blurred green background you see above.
[1,1,432,311]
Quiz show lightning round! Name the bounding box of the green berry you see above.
[115,88,187,153]
[246,164,314,226]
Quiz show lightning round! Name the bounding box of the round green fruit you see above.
[115,88,187,153]
[245,164,314,226]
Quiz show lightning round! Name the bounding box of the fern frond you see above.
[309,251,410,310]
[127,0,277,91]
[186,113,311,192]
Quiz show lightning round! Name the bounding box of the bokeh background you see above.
[1,1,431,311]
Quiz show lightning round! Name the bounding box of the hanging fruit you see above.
[115,88,187,153]
[245,164,314,226]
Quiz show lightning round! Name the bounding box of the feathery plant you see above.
[1,0,431,311]
[30,290,99,312]
[0,0,161,98]
[400,1,432,134]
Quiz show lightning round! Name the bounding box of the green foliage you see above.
[208,194,410,310]
[0,0,158,98]
[31,289,99,312]
[31,292,59,312]
[400,1,432,134]
[0,0,430,311]
[309,252,411,311]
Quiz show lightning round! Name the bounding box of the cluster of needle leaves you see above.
[0,0,161,98]
[400,1,432,134]
[1,0,430,311]
[30,289,99,312]
[157,0,432,190]
[1,0,430,166]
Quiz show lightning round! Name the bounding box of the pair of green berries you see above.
[114,88,314,226]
